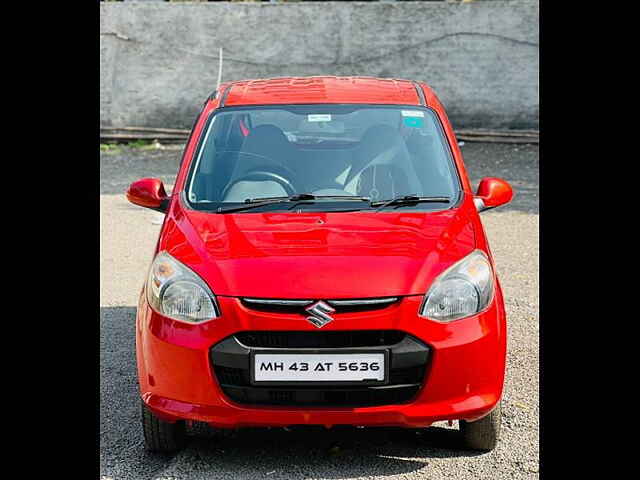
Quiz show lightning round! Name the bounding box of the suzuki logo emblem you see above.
[305,301,335,328]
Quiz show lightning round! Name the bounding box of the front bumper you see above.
[136,290,506,428]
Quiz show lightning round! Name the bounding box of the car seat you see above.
[343,124,421,198]
[223,125,299,202]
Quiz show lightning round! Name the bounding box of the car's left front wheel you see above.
[459,401,502,451]
[141,401,187,453]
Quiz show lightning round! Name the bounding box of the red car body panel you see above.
[159,198,476,299]
[136,76,508,429]
[222,77,422,107]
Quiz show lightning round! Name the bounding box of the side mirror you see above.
[474,177,513,212]
[126,178,169,212]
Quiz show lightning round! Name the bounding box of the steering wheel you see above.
[222,170,297,200]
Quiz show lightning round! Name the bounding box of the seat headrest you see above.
[357,124,403,156]
[241,124,292,156]
[346,124,407,186]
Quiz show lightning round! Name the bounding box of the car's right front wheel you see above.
[141,401,187,453]
[459,401,502,451]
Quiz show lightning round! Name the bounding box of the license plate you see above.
[253,353,386,383]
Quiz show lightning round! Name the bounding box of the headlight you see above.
[419,250,494,322]
[146,251,220,323]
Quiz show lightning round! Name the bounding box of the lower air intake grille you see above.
[235,330,406,349]
[210,332,430,408]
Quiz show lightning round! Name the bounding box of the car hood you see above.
[160,201,477,298]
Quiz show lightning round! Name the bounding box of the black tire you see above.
[141,401,187,453]
[459,401,501,451]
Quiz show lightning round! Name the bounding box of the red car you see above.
[127,76,513,453]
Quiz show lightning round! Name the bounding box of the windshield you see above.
[185,104,460,212]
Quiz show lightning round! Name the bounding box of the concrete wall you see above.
[100,1,538,129]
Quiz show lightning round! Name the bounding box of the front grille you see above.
[215,366,245,385]
[240,297,398,314]
[236,330,405,349]
[210,332,430,408]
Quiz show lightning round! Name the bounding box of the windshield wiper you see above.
[286,194,371,211]
[371,194,451,212]
[215,196,289,213]
[283,193,371,202]
[216,193,370,213]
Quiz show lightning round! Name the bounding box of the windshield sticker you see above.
[308,114,332,122]
[403,117,424,128]
[401,110,425,118]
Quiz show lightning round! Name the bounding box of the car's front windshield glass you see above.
[185,104,460,212]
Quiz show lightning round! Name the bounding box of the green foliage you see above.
[100,143,121,154]
[126,139,153,149]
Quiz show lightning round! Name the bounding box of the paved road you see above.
[100,142,539,479]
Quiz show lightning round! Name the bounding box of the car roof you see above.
[215,76,427,107]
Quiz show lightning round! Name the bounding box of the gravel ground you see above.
[100,142,539,479]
